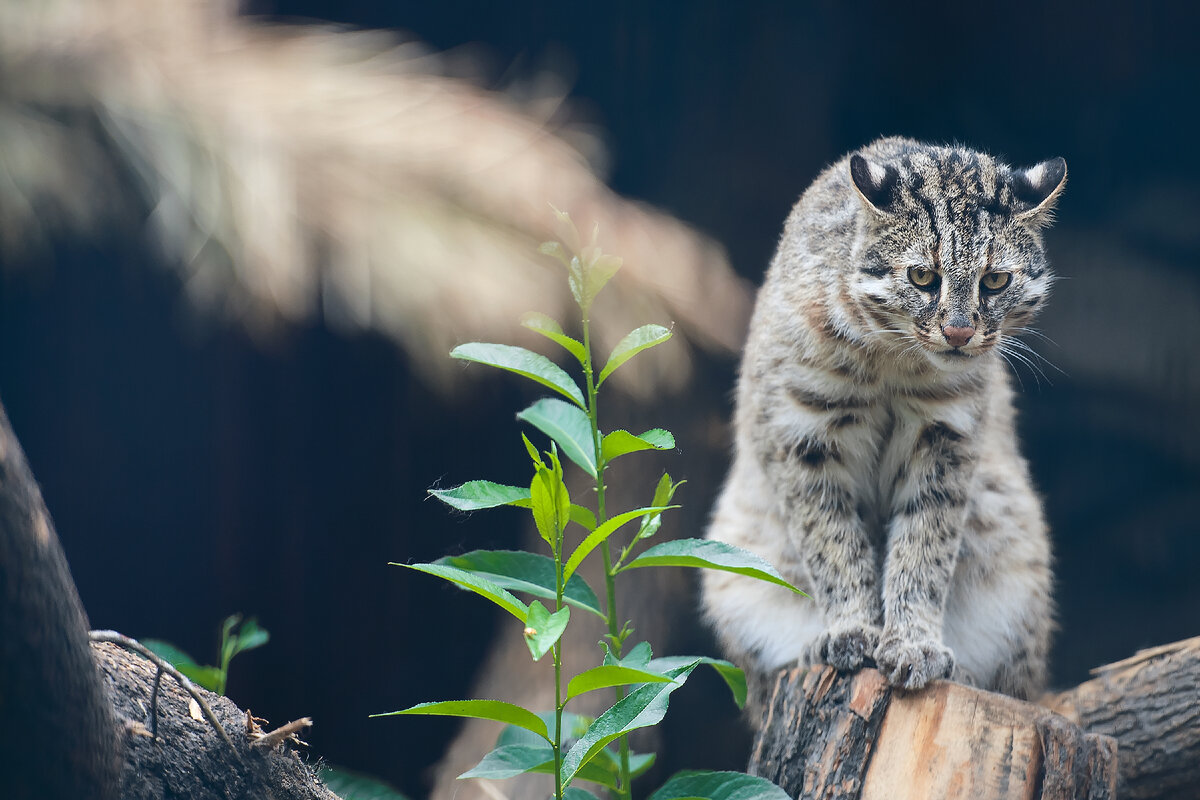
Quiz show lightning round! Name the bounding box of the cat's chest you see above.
[842,394,971,515]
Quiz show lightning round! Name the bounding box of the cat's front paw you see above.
[874,635,955,691]
[809,622,882,672]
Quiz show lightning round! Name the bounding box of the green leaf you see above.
[560,660,700,785]
[647,770,791,800]
[223,616,269,662]
[319,765,411,800]
[565,252,623,314]
[451,342,585,408]
[530,466,564,548]
[523,601,570,661]
[495,497,594,533]
[563,788,603,800]
[212,615,269,695]
[373,700,549,741]
[522,433,544,466]
[618,539,805,596]
[628,751,657,780]
[436,550,604,619]
[458,743,552,781]
[646,656,748,709]
[598,324,672,386]
[521,312,587,365]
[395,563,529,623]
[570,504,597,531]
[141,639,199,671]
[545,446,570,517]
[563,505,678,584]
[585,740,656,783]
[458,744,618,790]
[220,614,241,650]
[539,239,572,267]
[497,711,592,749]
[143,639,224,692]
[602,640,653,669]
[635,474,685,542]
[518,398,597,478]
[429,481,530,511]
[543,210,621,313]
[600,429,675,463]
[580,253,623,312]
[177,663,224,692]
[547,205,583,255]
[565,665,673,701]
[488,713,647,790]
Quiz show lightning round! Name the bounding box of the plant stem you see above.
[582,315,633,800]
[553,487,568,800]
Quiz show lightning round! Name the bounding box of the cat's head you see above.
[846,139,1066,373]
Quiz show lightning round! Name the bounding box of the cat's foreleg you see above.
[777,454,883,673]
[876,421,975,690]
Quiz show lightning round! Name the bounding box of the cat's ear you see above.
[849,154,899,213]
[1011,157,1067,224]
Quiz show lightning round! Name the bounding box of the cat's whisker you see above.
[863,328,926,363]
[1009,326,1060,348]
[998,341,1050,387]
[1001,335,1065,377]
[998,340,1042,376]
[996,349,1028,391]
[898,341,929,363]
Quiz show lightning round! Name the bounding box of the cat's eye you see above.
[981,272,1012,291]
[908,266,938,288]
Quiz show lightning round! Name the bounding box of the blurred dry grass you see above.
[0,0,751,395]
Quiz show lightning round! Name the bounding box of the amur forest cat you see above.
[702,137,1067,708]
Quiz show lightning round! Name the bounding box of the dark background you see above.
[2,2,1198,797]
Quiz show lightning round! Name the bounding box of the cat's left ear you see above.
[850,154,900,213]
[1011,157,1067,224]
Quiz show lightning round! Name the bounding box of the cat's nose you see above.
[942,325,975,348]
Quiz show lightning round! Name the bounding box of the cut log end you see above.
[750,665,1120,800]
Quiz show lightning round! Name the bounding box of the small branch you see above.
[250,717,313,750]
[149,665,165,740]
[89,629,240,759]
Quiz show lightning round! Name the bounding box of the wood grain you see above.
[750,664,1120,800]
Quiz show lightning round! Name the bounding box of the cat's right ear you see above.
[850,154,899,213]
[1011,157,1067,225]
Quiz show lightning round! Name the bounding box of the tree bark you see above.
[749,666,892,799]
[749,664,1118,800]
[93,641,338,800]
[0,397,337,800]
[1045,636,1200,800]
[0,403,121,800]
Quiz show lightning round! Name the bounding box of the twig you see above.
[149,665,165,740]
[88,629,240,759]
[249,717,312,750]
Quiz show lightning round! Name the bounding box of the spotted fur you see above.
[702,138,1066,706]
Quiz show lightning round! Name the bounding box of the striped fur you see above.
[703,138,1066,706]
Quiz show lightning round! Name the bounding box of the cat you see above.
[702,137,1066,708]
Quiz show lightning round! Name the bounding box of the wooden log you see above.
[93,641,337,800]
[749,664,1117,800]
[1045,636,1200,800]
[0,402,121,800]
[749,665,892,798]
[0,396,337,800]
